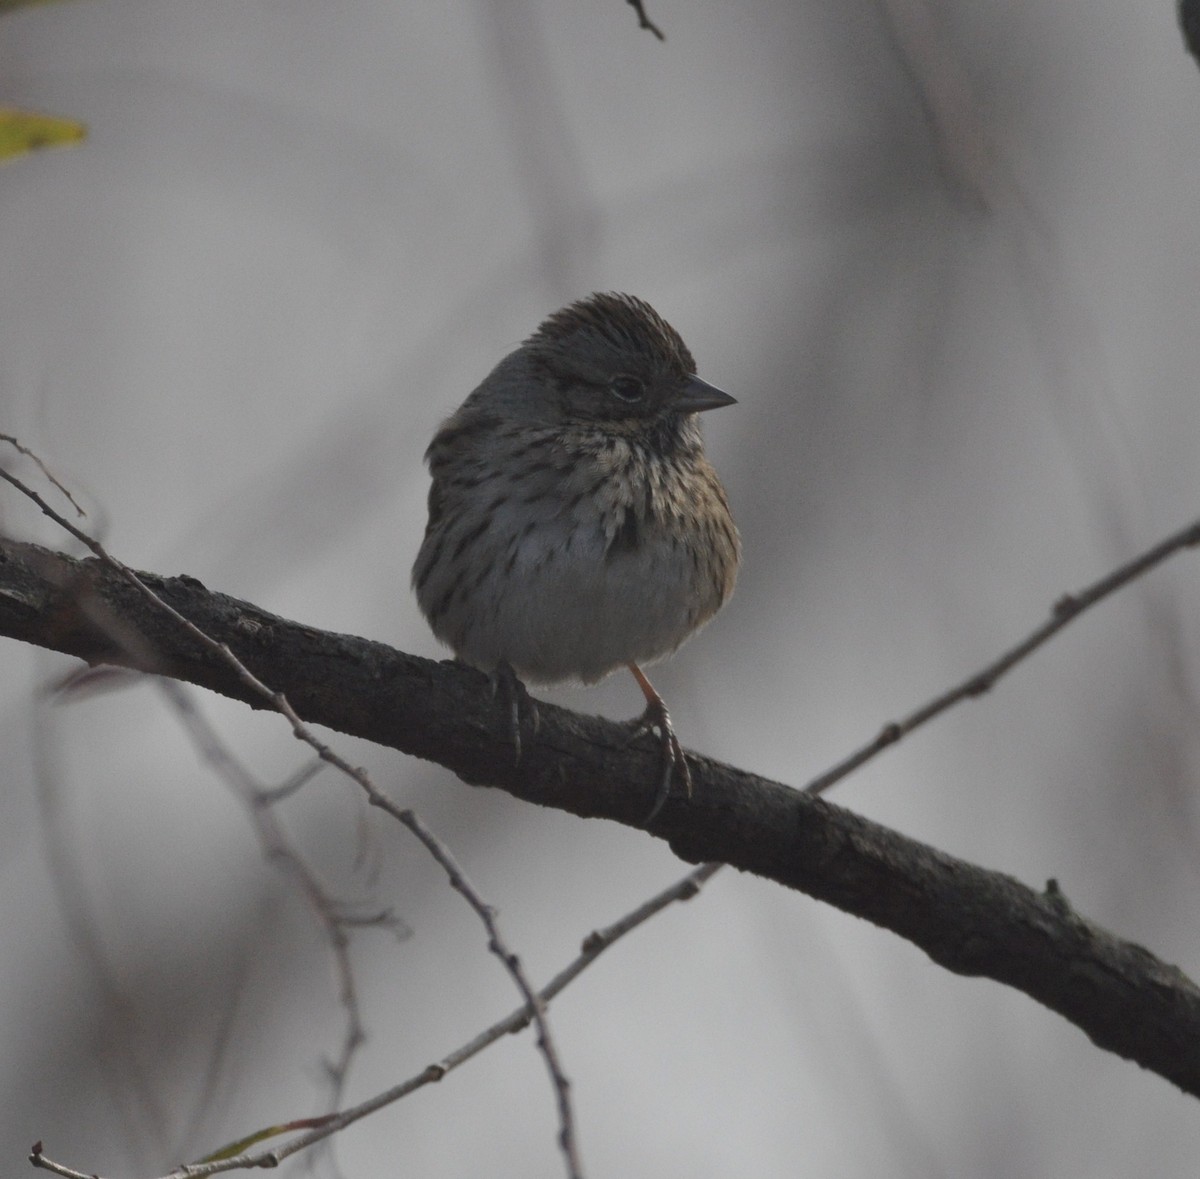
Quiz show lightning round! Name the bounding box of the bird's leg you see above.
[489,661,539,765]
[625,661,692,824]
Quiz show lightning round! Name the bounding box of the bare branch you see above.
[30,863,719,1179]
[0,461,583,1177]
[158,680,379,1113]
[5,460,1200,1097]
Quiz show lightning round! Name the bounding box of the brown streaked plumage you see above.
[412,292,740,822]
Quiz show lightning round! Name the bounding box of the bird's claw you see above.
[489,662,539,765]
[627,697,692,825]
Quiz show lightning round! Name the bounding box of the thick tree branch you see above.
[2,536,1199,1097]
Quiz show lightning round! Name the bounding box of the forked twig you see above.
[158,680,388,1114]
[30,862,721,1179]
[0,434,86,517]
[1,450,582,1179]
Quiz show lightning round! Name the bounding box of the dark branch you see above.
[2,536,1200,1098]
[1181,0,1200,66]
[625,0,665,41]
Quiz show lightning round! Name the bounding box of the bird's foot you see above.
[489,661,539,765]
[625,663,692,825]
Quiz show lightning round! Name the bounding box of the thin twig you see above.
[379,805,582,1176]
[1,451,582,1179]
[0,434,86,517]
[625,0,665,40]
[803,515,1200,795]
[28,1145,91,1179]
[158,680,388,1116]
[28,861,719,1179]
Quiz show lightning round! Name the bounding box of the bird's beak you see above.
[677,375,737,413]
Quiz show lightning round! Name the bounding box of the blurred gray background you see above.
[2,0,1200,1175]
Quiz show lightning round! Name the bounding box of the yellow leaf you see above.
[196,1115,337,1163]
[0,108,86,164]
[0,0,75,12]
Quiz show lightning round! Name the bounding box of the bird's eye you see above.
[610,375,645,403]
